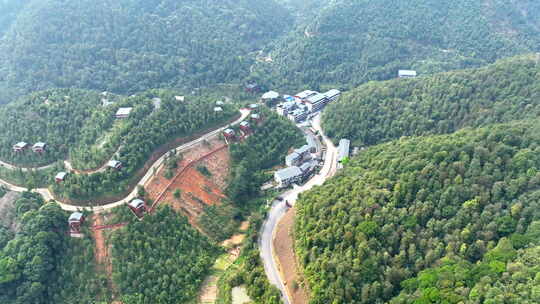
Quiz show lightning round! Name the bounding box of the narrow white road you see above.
[260,114,338,304]
[0,160,56,172]
[0,109,250,213]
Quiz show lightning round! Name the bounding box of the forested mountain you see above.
[323,55,540,146]
[0,89,111,167]
[111,206,219,304]
[253,0,540,91]
[0,193,107,304]
[0,0,29,35]
[295,120,540,303]
[52,91,237,203]
[0,0,293,103]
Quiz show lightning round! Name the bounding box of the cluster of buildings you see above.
[223,104,261,142]
[68,198,146,236]
[270,89,341,123]
[274,141,318,188]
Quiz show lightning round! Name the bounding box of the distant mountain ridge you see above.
[253,0,540,91]
[0,0,293,103]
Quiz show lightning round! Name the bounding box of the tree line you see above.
[295,119,540,303]
[322,55,540,147]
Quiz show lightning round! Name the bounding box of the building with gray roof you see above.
[286,152,302,167]
[324,89,341,102]
[274,166,303,187]
[305,93,329,112]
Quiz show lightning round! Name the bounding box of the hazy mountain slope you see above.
[0,0,29,35]
[322,55,540,146]
[295,120,540,303]
[0,0,293,103]
[254,0,540,91]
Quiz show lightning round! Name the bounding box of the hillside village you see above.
[2,1,540,304]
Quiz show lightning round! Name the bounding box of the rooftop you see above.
[306,93,327,104]
[295,145,311,155]
[116,107,133,117]
[283,95,295,102]
[251,113,260,119]
[399,70,417,77]
[56,172,67,180]
[262,91,280,100]
[300,161,316,172]
[129,199,145,209]
[33,142,46,148]
[175,96,185,102]
[107,160,122,168]
[69,212,84,222]
[240,121,249,127]
[296,90,318,99]
[324,89,341,98]
[275,166,303,180]
[14,142,28,148]
[214,107,223,112]
[224,128,235,134]
[249,103,259,109]
[216,100,224,105]
[286,152,301,164]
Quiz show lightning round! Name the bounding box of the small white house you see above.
[107,160,123,170]
[398,70,417,78]
[115,107,133,119]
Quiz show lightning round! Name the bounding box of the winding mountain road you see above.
[260,114,338,304]
[0,109,250,213]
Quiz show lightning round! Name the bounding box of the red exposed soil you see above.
[145,137,230,224]
[274,208,310,304]
[92,214,111,274]
[92,214,122,301]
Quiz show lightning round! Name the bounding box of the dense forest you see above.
[323,55,540,146]
[295,120,540,303]
[0,193,107,304]
[111,205,219,304]
[227,108,304,205]
[0,0,293,103]
[253,0,540,91]
[0,89,110,167]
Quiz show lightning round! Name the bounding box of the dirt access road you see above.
[0,109,250,213]
[259,114,338,304]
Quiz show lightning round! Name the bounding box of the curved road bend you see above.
[0,109,251,213]
[260,114,338,304]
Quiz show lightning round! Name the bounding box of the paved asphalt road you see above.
[259,114,338,304]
